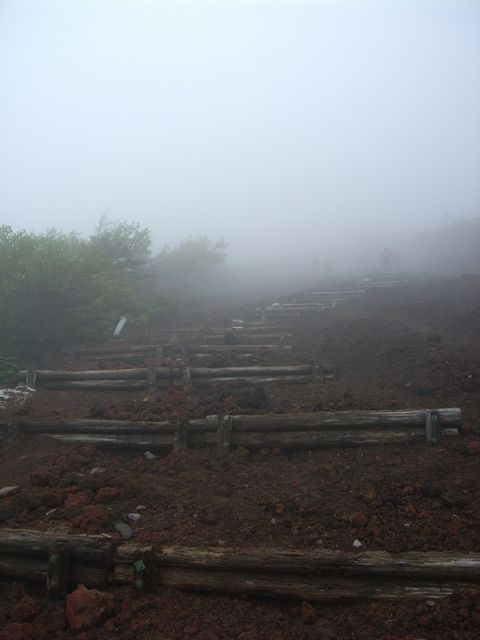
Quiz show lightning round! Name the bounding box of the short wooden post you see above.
[182,366,192,389]
[174,421,188,453]
[311,363,322,384]
[133,547,155,591]
[47,544,70,599]
[25,370,37,388]
[147,368,157,389]
[425,410,440,445]
[217,414,233,453]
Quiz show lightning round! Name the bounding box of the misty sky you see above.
[1,0,479,260]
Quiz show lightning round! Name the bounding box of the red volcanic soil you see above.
[1,276,480,639]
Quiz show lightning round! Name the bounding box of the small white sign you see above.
[114,316,128,336]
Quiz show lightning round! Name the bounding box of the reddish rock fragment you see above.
[11,594,40,622]
[64,491,93,510]
[95,486,120,503]
[70,504,109,532]
[65,584,115,632]
[301,601,317,624]
[0,622,33,640]
[350,511,368,528]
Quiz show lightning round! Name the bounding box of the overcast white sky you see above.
[1,0,479,260]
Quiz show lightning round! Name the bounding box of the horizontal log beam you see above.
[0,531,478,603]
[155,546,480,580]
[0,529,115,564]
[18,367,180,381]
[155,566,470,602]
[192,375,314,386]
[192,365,313,378]
[17,409,461,439]
[228,409,462,432]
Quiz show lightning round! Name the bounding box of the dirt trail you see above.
[1,276,480,639]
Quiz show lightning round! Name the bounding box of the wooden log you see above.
[190,353,255,360]
[18,367,180,382]
[155,546,480,580]
[191,365,313,378]
[41,429,433,451]
[43,380,151,390]
[0,555,114,587]
[272,302,341,308]
[308,290,365,297]
[46,433,178,449]
[192,375,314,387]
[231,430,425,449]
[227,409,462,432]
[18,410,460,438]
[0,529,116,564]
[155,567,471,602]
[20,417,215,435]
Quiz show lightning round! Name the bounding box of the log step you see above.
[0,529,478,603]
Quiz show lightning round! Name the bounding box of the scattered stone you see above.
[270,518,277,525]
[0,485,19,498]
[0,622,32,640]
[144,451,156,460]
[301,601,316,624]
[70,504,109,533]
[65,584,115,632]
[467,441,480,455]
[90,467,106,475]
[95,486,120,503]
[115,521,133,541]
[11,594,40,622]
[135,505,147,510]
[65,491,93,511]
[352,539,363,548]
[350,512,368,528]
[126,513,141,522]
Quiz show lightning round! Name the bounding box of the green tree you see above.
[153,236,227,294]
[0,220,152,368]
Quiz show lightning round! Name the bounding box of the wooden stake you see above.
[147,368,157,389]
[47,544,70,599]
[182,366,192,389]
[174,422,188,453]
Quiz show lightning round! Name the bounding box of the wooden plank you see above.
[155,546,480,580]
[228,409,462,432]
[0,529,116,564]
[231,430,425,449]
[192,375,313,386]
[191,365,313,378]
[155,567,472,602]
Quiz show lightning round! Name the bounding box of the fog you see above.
[1,0,479,279]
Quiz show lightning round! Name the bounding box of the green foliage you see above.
[154,236,227,293]
[0,221,228,366]
[0,352,17,386]
[0,220,152,360]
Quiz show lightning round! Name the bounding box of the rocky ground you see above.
[0,275,479,639]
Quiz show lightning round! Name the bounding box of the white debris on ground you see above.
[0,385,36,411]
